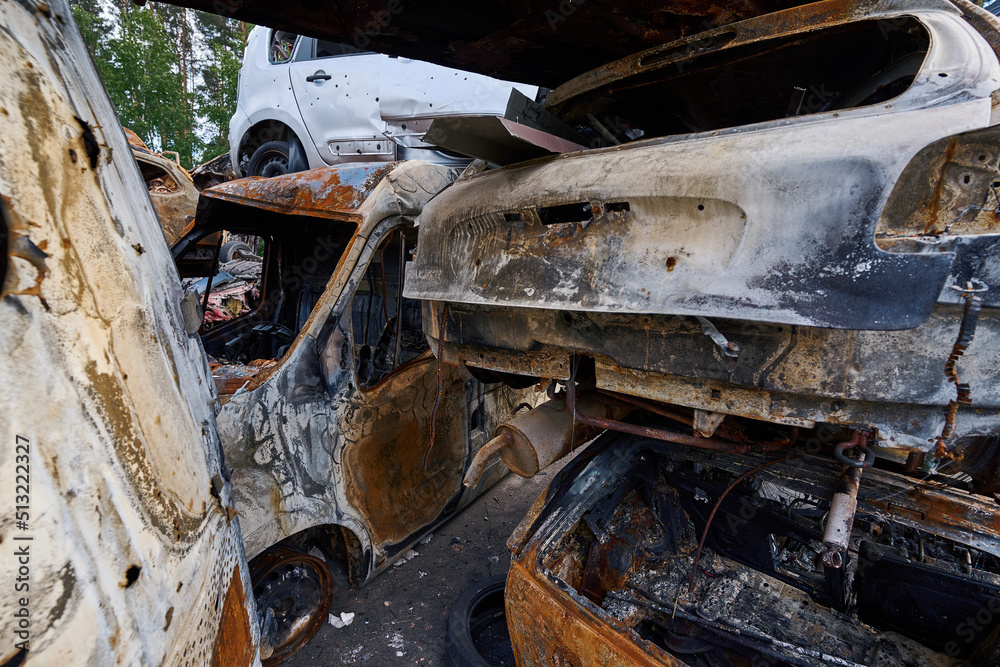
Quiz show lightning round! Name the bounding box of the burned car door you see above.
[329,221,506,562]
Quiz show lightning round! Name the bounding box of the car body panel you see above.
[400,2,1000,464]
[155,0,819,87]
[405,5,1000,330]
[0,2,259,664]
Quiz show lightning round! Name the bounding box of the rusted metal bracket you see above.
[566,360,749,454]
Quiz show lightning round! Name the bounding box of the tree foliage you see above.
[70,1,249,168]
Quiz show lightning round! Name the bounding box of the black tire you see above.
[220,240,253,263]
[247,140,291,178]
[446,574,515,667]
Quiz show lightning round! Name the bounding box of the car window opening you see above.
[269,29,297,64]
[351,226,428,389]
[137,160,180,194]
[556,18,929,146]
[175,207,357,394]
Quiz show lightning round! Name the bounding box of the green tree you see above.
[196,12,249,159]
[70,1,249,167]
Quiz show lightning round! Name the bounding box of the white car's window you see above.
[314,39,372,59]
[268,30,298,64]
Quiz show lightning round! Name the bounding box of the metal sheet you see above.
[423,116,587,165]
[202,162,397,221]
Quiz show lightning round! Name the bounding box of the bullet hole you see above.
[697,204,705,211]
[68,149,77,164]
[74,117,100,168]
[122,564,141,588]
[163,606,174,631]
[666,257,678,272]
[132,243,145,255]
[964,174,971,184]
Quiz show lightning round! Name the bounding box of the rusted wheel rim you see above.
[251,547,334,666]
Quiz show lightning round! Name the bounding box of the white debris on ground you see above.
[388,631,405,657]
[393,549,419,567]
[328,612,355,628]
[418,533,433,546]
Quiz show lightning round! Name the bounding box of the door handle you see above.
[306,73,332,82]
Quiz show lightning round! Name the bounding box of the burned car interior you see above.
[510,425,1000,666]
[350,226,427,389]
[173,201,356,387]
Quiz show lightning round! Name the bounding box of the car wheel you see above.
[446,574,515,667]
[220,240,253,263]
[250,547,335,666]
[247,140,291,178]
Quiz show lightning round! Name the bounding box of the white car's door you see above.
[288,40,390,164]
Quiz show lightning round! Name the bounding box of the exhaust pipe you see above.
[463,398,629,488]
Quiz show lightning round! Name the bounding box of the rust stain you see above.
[0,195,48,302]
[210,566,256,667]
[925,137,958,234]
[341,351,468,549]
[506,559,685,667]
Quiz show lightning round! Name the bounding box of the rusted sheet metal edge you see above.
[201,190,366,223]
[439,340,573,381]
[507,559,684,666]
[203,162,398,221]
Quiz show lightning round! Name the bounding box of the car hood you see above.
[154,0,813,87]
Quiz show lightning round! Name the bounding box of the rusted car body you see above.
[0,2,259,665]
[398,1,1000,664]
[124,128,200,246]
[171,161,539,660]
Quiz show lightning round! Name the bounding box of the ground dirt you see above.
[287,452,581,666]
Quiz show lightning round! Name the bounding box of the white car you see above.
[229,27,539,177]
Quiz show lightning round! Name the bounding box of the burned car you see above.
[397,0,1000,664]
[159,0,1000,663]
[124,127,200,246]
[170,162,540,662]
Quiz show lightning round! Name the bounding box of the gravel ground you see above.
[286,454,579,667]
